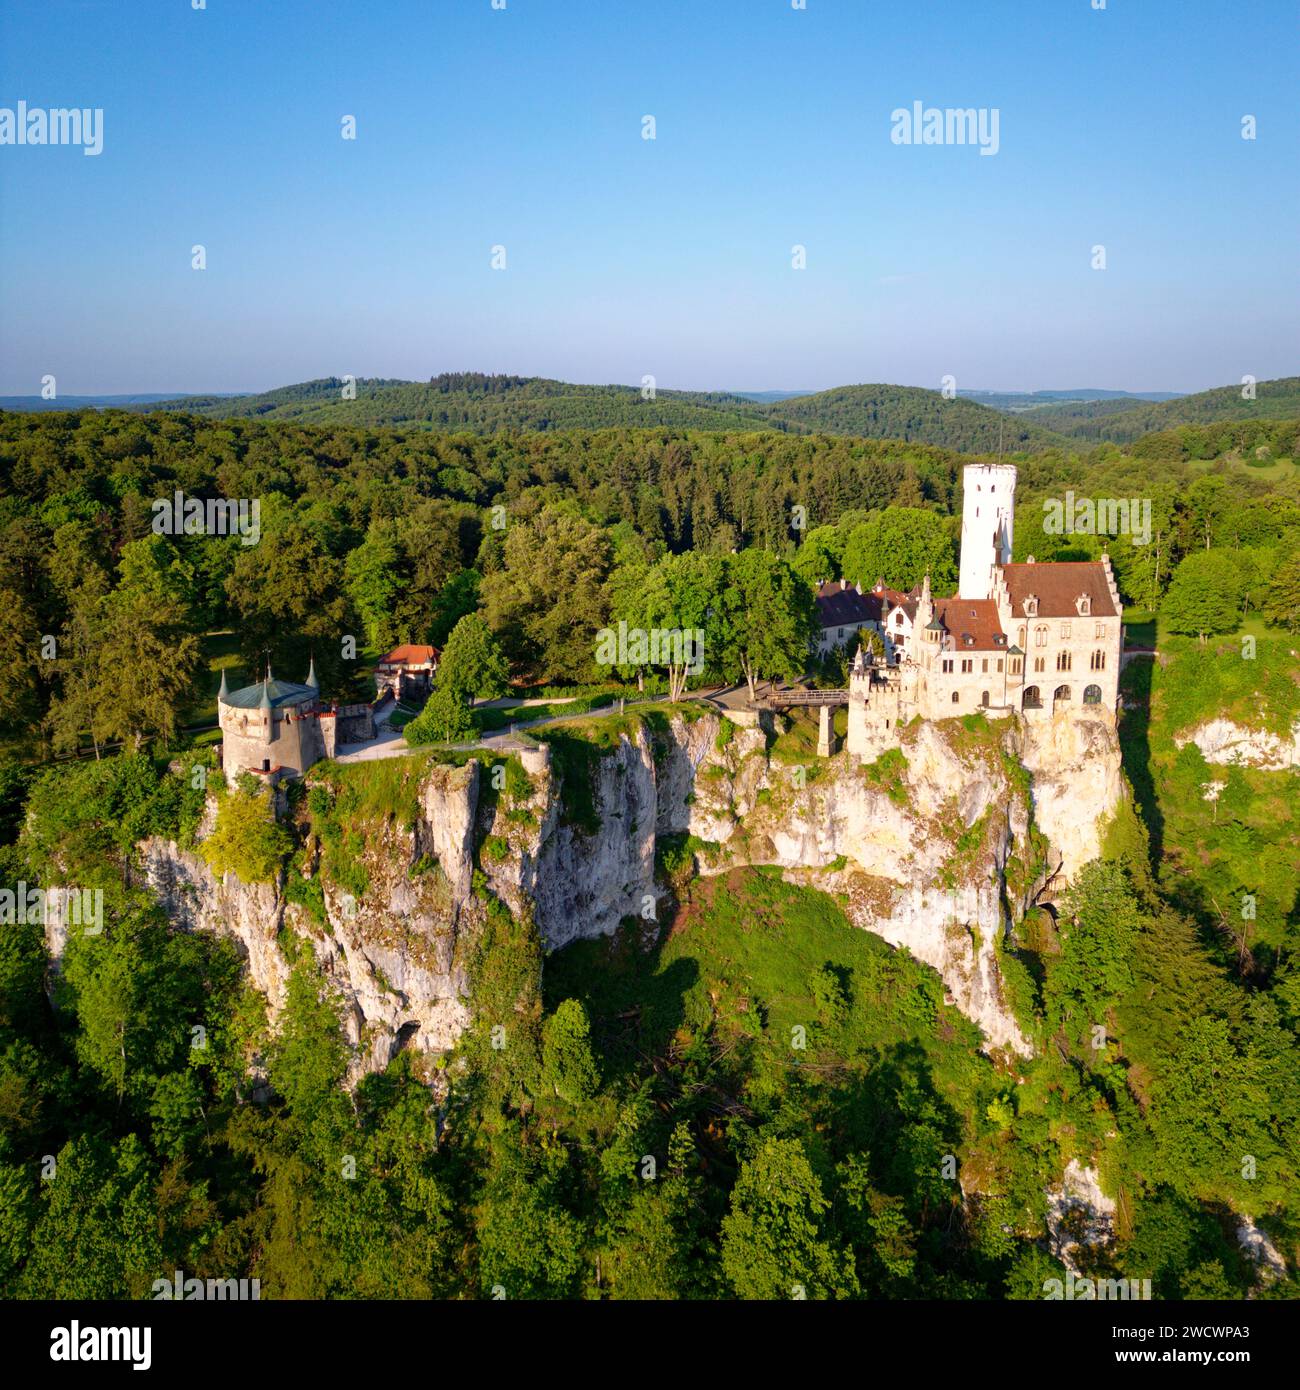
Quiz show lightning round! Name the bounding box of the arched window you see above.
[1035,625,1048,647]
[951,691,960,703]
[1054,684,1072,702]
[1022,685,1042,709]
[1083,684,1102,705]
[981,691,990,707]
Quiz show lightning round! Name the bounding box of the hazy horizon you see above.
[0,373,1203,406]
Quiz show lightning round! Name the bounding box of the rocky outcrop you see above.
[1045,1160,1117,1272]
[1176,718,1300,771]
[1236,1215,1288,1283]
[139,703,1123,1078]
[142,839,290,1016]
[1013,708,1126,881]
[141,761,485,1081]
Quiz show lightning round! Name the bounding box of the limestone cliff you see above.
[138,704,1124,1078]
[1176,717,1300,772]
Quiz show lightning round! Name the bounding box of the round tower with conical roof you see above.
[216,660,329,781]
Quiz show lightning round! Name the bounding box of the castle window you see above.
[961,659,973,673]
[1018,626,1026,647]
[981,691,990,707]
[1077,594,1091,616]
[942,658,954,673]
[951,692,960,704]
[1091,649,1106,670]
[1035,625,1048,647]
[1034,657,1045,673]
[1009,657,1020,674]
[1057,651,1072,672]
[981,659,988,673]
[1060,621,1071,639]
[1022,685,1042,709]
[1024,597,1038,617]
[1054,685,1072,703]
[1083,684,1102,705]
[1095,621,1105,638]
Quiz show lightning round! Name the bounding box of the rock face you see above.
[140,760,485,1081]
[1045,1160,1118,1273]
[1177,718,1300,771]
[1013,708,1127,879]
[137,704,1124,1078]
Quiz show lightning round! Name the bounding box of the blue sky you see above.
[1,0,1295,395]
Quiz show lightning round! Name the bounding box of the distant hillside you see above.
[0,392,228,411]
[730,389,816,403]
[1025,377,1300,443]
[54,371,1297,455]
[961,388,1181,413]
[761,383,1073,452]
[138,374,1076,451]
[145,374,787,434]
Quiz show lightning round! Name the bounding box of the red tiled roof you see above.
[933,597,1007,651]
[815,580,882,629]
[875,584,920,623]
[1000,562,1117,619]
[378,644,439,667]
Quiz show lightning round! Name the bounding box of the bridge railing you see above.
[758,689,849,708]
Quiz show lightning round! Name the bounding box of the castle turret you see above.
[915,572,935,631]
[959,462,1016,599]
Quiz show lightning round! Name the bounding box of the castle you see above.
[842,463,1123,760]
[217,661,376,781]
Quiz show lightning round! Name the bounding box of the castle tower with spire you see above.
[958,462,1017,600]
[216,659,330,781]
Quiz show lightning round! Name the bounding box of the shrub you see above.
[199,786,292,885]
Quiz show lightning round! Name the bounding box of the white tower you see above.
[958,462,1016,599]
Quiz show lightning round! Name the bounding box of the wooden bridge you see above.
[754,687,849,711]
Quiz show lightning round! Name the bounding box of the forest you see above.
[0,401,1297,1299]
[1023,377,1300,445]
[134,372,1300,457]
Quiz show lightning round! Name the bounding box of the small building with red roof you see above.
[374,644,440,702]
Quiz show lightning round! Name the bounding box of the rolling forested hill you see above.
[138,374,1074,453]
[23,372,1298,457]
[143,374,787,434]
[1020,377,1300,443]
[760,383,1072,451]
